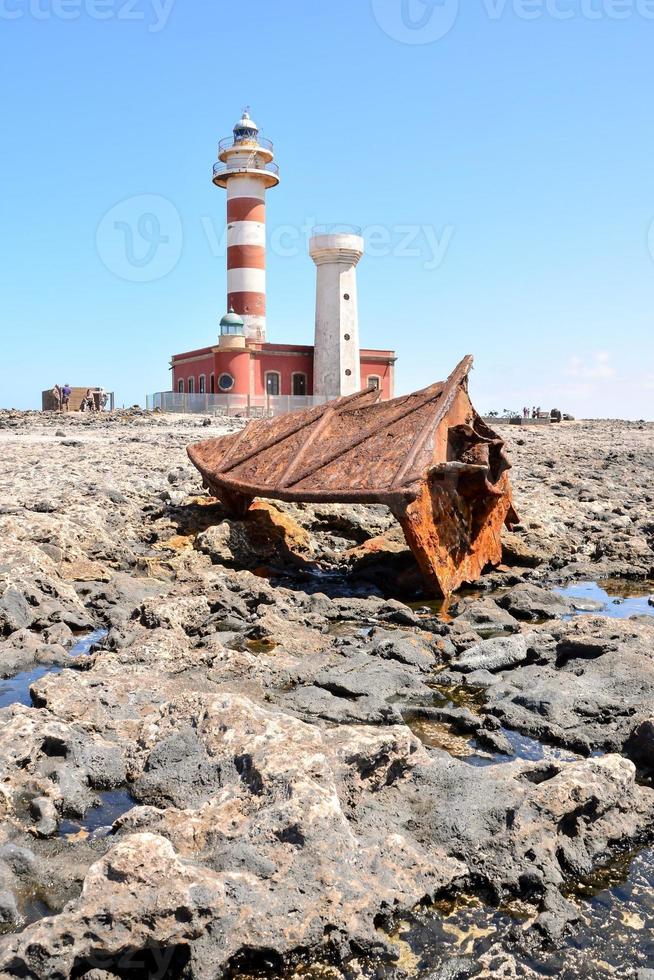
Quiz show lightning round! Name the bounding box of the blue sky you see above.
[1,0,653,418]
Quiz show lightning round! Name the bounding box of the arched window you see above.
[292,372,307,396]
[210,373,215,394]
[199,375,206,394]
[367,376,381,391]
[188,377,195,394]
[178,379,184,393]
[265,371,280,396]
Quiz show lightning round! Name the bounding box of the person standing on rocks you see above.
[61,384,72,412]
[51,384,61,412]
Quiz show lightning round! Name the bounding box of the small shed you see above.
[41,388,115,412]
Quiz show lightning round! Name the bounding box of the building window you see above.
[218,373,234,392]
[292,373,307,396]
[199,375,206,394]
[178,379,184,393]
[367,376,381,390]
[210,373,215,394]
[265,372,280,396]
[188,377,195,394]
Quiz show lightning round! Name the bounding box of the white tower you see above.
[212,109,279,343]
[309,232,365,399]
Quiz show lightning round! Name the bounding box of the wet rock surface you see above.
[0,411,653,978]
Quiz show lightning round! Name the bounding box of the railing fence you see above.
[146,391,332,418]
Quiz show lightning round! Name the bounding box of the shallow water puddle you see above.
[381,894,517,977]
[412,682,581,768]
[0,627,108,709]
[532,846,654,973]
[20,892,56,929]
[557,580,654,619]
[0,666,53,709]
[409,713,580,768]
[407,717,477,759]
[68,627,109,655]
[327,621,376,639]
[59,789,135,840]
[409,585,487,624]
[372,849,654,978]
[468,727,580,768]
[428,682,487,712]
[245,637,279,654]
[408,597,454,622]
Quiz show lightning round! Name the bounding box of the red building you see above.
[171,314,396,402]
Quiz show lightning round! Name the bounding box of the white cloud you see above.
[565,350,615,380]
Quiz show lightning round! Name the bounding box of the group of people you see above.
[521,405,563,422]
[51,384,72,411]
[51,385,108,412]
[80,388,109,412]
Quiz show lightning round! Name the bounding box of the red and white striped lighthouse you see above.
[212,109,279,343]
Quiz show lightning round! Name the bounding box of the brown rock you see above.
[501,531,550,568]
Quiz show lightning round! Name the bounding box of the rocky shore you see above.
[0,410,652,979]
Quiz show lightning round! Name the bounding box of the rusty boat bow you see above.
[187,356,517,596]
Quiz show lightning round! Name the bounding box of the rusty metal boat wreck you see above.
[188,356,517,596]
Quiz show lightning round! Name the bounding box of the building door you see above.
[265,372,280,396]
[292,373,307,396]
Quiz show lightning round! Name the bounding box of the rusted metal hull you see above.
[187,356,517,596]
